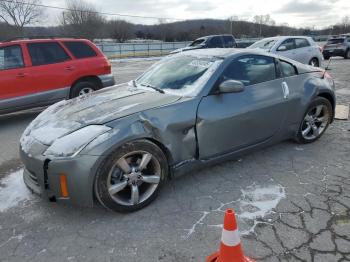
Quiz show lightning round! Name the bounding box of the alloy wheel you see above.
[301,104,329,140]
[310,58,319,67]
[78,87,94,96]
[107,151,161,206]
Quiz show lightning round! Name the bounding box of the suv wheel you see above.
[95,140,168,212]
[295,97,332,144]
[309,58,319,67]
[345,49,350,59]
[70,81,98,98]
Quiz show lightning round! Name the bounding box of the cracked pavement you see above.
[0,57,349,262]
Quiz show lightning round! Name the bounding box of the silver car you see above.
[20,49,335,212]
[249,36,323,67]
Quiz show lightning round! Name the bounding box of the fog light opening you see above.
[59,174,69,198]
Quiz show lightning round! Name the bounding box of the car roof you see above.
[0,38,88,46]
[258,36,312,41]
[197,34,234,40]
[175,47,283,60]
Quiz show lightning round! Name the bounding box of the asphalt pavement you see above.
[0,57,349,262]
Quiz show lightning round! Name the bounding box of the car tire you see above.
[295,97,332,144]
[309,58,319,67]
[345,49,350,59]
[70,81,98,98]
[323,55,330,60]
[94,140,168,212]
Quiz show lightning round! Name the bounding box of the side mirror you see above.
[219,80,245,94]
[277,45,287,51]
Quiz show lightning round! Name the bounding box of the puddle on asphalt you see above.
[0,169,32,212]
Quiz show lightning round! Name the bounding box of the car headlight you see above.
[44,125,111,158]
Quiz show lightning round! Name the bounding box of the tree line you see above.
[0,0,349,42]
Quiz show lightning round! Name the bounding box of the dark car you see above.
[171,34,237,54]
[322,37,350,59]
[20,49,335,212]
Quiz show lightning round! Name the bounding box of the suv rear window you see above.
[28,42,70,66]
[0,45,24,70]
[327,38,345,44]
[63,41,97,59]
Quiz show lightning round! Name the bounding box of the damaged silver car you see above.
[20,49,336,212]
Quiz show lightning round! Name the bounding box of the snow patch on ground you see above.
[0,169,32,212]
[184,183,285,238]
[239,184,285,235]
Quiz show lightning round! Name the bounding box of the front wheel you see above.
[295,97,332,144]
[95,140,168,212]
[345,49,350,59]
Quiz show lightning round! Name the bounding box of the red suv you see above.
[0,38,115,114]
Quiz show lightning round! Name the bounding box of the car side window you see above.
[0,45,24,70]
[280,60,297,77]
[28,42,70,66]
[63,41,97,59]
[223,36,235,48]
[209,37,223,48]
[223,55,276,86]
[295,38,310,48]
[279,38,296,51]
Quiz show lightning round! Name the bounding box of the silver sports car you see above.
[20,49,336,212]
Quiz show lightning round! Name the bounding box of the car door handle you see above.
[16,73,28,78]
[65,66,75,71]
[282,82,290,99]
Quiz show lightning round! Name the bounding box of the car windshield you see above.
[189,39,205,47]
[136,55,222,97]
[250,39,277,50]
[327,38,345,44]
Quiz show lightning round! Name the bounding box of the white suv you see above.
[249,36,323,67]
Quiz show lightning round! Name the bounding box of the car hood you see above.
[171,45,203,54]
[20,84,181,147]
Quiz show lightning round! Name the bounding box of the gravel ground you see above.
[0,57,349,262]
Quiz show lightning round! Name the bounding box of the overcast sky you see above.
[44,0,349,28]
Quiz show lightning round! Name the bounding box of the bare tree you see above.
[61,0,105,40]
[108,19,134,42]
[0,0,42,29]
[253,14,275,37]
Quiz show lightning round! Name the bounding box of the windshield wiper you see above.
[140,83,165,94]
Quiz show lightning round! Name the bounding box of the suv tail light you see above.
[104,60,112,73]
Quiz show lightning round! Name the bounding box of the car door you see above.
[0,44,33,108]
[24,41,74,102]
[196,55,289,159]
[294,38,312,64]
[276,38,298,61]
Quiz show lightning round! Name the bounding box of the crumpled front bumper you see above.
[20,144,101,207]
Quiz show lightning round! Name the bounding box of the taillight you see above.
[104,60,111,73]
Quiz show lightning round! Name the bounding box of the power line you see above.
[0,0,183,21]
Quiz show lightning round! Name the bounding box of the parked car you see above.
[20,49,335,212]
[322,37,350,59]
[171,34,237,54]
[249,36,323,67]
[0,38,115,115]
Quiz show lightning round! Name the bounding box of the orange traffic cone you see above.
[206,209,255,262]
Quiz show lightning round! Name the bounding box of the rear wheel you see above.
[323,55,330,60]
[70,81,98,98]
[296,97,332,144]
[345,49,350,59]
[95,140,168,212]
[309,58,319,67]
